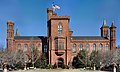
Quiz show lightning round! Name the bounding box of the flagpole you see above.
[52,2,60,12]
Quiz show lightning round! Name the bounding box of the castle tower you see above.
[6,21,14,52]
[100,19,109,38]
[110,21,116,49]
[47,8,71,66]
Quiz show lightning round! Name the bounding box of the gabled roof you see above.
[71,36,109,40]
[14,36,47,40]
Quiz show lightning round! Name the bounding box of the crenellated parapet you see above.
[50,16,70,20]
[47,8,70,21]
[7,20,14,24]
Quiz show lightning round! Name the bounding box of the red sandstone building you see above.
[6,8,116,67]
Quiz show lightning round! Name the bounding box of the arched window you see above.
[85,43,89,51]
[44,44,47,53]
[38,44,40,51]
[92,44,96,51]
[59,41,64,50]
[79,44,83,50]
[58,22,62,35]
[105,43,109,51]
[24,44,28,52]
[98,43,102,50]
[18,44,21,50]
[30,44,34,52]
[55,40,58,50]
[111,31,113,37]
[72,44,76,53]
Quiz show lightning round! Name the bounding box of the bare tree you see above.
[31,46,41,68]
[0,44,4,68]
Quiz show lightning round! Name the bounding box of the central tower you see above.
[47,8,71,67]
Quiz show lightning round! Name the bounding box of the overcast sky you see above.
[0,0,120,47]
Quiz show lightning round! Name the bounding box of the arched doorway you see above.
[58,58,64,68]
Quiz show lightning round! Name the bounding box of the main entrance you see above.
[58,58,64,68]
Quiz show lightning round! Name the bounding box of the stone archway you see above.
[58,58,64,68]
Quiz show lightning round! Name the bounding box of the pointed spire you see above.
[16,26,20,36]
[111,20,114,27]
[110,20,116,28]
[103,18,107,26]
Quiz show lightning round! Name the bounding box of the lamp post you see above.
[3,62,8,72]
[113,62,116,72]
[32,61,34,68]
[0,60,2,69]
[93,64,96,70]
[24,61,27,70]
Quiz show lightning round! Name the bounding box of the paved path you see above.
[10,69,109,72]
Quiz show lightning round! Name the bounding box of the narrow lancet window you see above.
[58,22,62,35]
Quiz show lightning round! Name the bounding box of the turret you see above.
[100,19,109,38]
[6,20,14,52]
[47,8,53,21]
[110,21,116,49]
[47,8,57,21]
[15,26,20,36]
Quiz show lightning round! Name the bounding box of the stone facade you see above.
[6,8,116,66]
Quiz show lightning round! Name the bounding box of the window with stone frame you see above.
[38,44,40,51]
[85,43,89,51]
[58,22,62,35]
[44,44,47,53]
[79,43,83,50]
[105,43,109,51]
[114,30,115,37]
[55,40,58,50]
[98,43,103,50]
[111,31,113,37]
[30,44,34,52]
[18,44,21,51]
[72,44,76,53]
[98,43,102,50]
[8,25,12,30]
[24,44,28,52]
[58,41,64,50]
[92,44,96,51]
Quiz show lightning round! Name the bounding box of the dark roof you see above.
[71,36,109,40]
[14,36,47,40]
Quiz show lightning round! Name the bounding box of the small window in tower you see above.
[9,25,12,30]
[72,44,76,53]
[114,30,115,37]
[44,44,47,53]
[58,22,62,35]
[11,33,12,37]
[7,25,9,29]
[111,31,113,37]
[24,44,28,52]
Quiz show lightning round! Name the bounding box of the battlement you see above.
[47,8,53,13]
[47,8,70,20]
[51,16,70,20]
